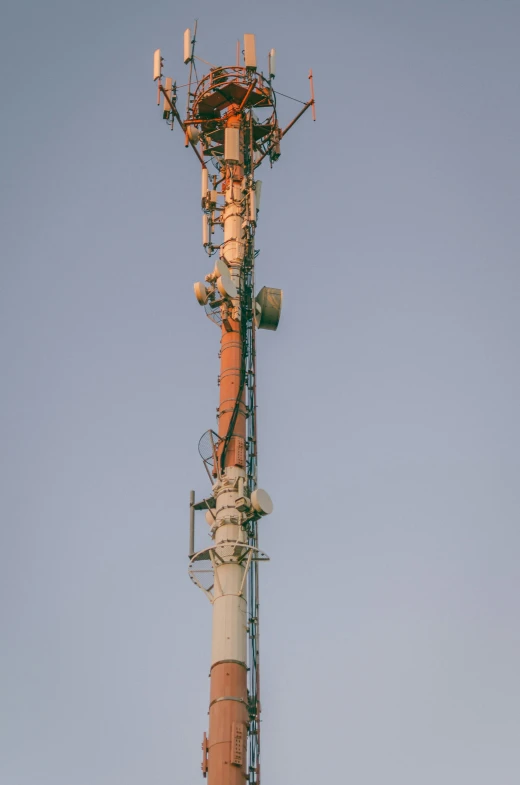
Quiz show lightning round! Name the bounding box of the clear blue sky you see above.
[1,1,519,783]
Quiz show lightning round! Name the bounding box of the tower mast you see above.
[153,31,315,785]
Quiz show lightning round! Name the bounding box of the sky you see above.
[1,1,519,783]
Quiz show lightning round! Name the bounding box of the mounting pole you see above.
[309,69,316,121]
[189,490,195,558]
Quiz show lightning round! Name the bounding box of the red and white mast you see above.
[153,30,314,785]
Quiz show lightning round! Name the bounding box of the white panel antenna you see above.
[153,49,162,81]
[162,77,172,119]
[244,34,257,70]
[224,128,240,162]
[184,28,192,64]
[255,181,262,212]
[201,167,209,205]
[249,188,256,223]
[202,215,209,246]
[268,48,276,79]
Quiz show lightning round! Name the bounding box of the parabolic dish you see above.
[194,281,209,305]
[251,488,273,516]
[255,286,282,331]
[217,272,237,299]
[214,258,229,278]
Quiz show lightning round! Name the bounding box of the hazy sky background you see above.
[1,1,519,783]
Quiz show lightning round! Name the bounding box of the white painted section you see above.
[217,466,244,482]
[222,180,246,267]
[211,590,247,664]
[210,463,249,664]
[210,551,248,664]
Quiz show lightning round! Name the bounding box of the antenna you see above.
[151,30,314,785]
[201,167,208,207]
[153,48,162,81]
[153,49,164,106]
[162,77,172,119]
[183,28,191,64]
[268,48,276,79]
[309,69,317,121]
[244,33,257,70]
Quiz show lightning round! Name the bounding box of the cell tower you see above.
[153,28,314,785]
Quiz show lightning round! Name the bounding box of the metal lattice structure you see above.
[153,28,314,785]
